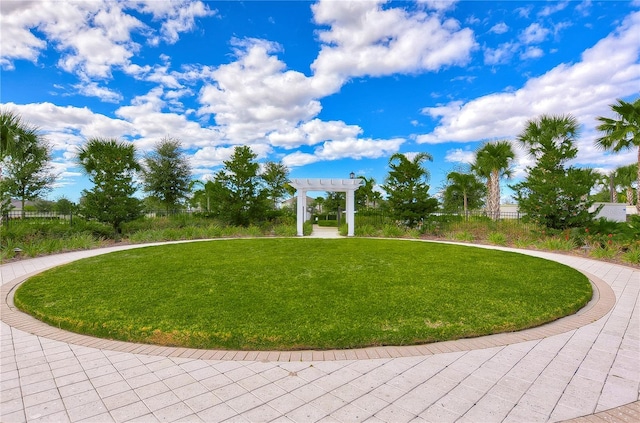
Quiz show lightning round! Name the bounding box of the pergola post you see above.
[346,188,355,237]
[296,189,306,237]
[290,178,363,237]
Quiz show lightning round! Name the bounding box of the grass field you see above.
[14,238,592,350]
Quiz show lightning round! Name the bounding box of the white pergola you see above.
[289,178,364,237]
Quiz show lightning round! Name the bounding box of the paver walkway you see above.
[1,238,638,423]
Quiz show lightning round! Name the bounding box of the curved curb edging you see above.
[1,241,616,362]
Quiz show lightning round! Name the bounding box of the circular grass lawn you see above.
[14,238,592,351]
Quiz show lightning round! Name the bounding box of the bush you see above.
[488,232,507,246]
[318,220,338,227]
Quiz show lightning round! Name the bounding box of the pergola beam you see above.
[289,178,363,237]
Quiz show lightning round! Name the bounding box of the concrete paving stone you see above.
[58,380,94,398]
[24,398,65,420]
[22,388,62,409]
[18,363,51,378]
[329,403,375,422]
[183,392,222,413]
[51,364,85,379]
[551,403,591,422]
[102,390,142,410]
[249,383,287,403]
[226,391,266,414]
[134,380,171,400]
[0,409,27,423]
[162,373,198,390]
[126,372,162,390]
[502,405,548,423]
[109,401,152,423]
[65,399,107,422]
[239,404,285,423]
[434,392,476,416]
[199,373,233,391]
[60,389,101,411]
[460,392,515,423]
[96,380,132,399]
[76,412,115,423]
[291,382,327,403]
[54,371,89,389]
[142,390,181,413]
[152,401,194,422]
[2,386,23,402]
[327,382,369,404]
[350,393,391,416]
[514,392,557,417]
[196,402,238,422]
[186,366,220,382]
[171,381,210,401]
[418,403,461,423]
[82,364,120,379]
[21,379,57,396]
[274,374,311,394]
[259,365,298,382]
[308,393,348,415]
[295,365,329,383]
[311,370,357,392]
[29,410,70,422]
[267,393,307,415]
[1,397,25,415]
[90,371,125,389]
[369,382,407,403]
[212,382,249,402]
[236,373,271,392]
[373,404,417,423]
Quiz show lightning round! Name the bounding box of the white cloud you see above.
[283,137,405,167]
[417,11,640,146]
[311,0,475,90]
[520,46,544,60]
[417,0,459,12]
[484,42,518,65]
[198,39,323,144]
[538,1,569,17]
[444,148,475,164]
[132,0,214,45]
[489,22,509,34]
[520,23,550,44]
[0,0,211,78]
[72,81,123,103]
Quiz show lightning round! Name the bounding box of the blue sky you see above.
[1,0,639,203]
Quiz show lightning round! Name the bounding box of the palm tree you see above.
[445,171,485,218]
[596,98,640,212]
[614,163,638,206]
[472,141,515,220]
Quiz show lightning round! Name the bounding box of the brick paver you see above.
[1,239,638,422]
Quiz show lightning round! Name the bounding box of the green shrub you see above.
[272,224,297,237]
[454,231,474,242]
[589,246,618,260]
[537,237,576,251]
[622,246,640,265]
[487,232,507,246]
[318,220,338,227]
[382,224,404,238]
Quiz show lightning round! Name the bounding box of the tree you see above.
[442,171,486,215]
[472,140,515,220]
[55,197,76,215]
[512,114,599,230]
[213,146,269,226]
[355,176,376,209]
[261,161,290,209]
[141,137,191,213]
[77,138,142,234]
[1,111,56,218]
[596,98,640,212]
[382,152,438,228]
[614,163,638,206]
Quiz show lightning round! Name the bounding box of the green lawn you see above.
[14,238,592,350]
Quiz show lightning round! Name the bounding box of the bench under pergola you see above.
[289,178,364,237]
